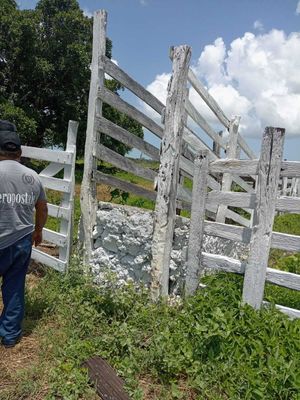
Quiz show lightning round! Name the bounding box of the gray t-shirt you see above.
[0,160,46,249]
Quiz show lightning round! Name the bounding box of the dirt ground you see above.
[0,262,44,399]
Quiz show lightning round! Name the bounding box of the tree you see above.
[0,0,143,156]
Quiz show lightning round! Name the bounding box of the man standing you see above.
[0,120,48,348]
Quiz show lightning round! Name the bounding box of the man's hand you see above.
[34,200,48,247]
[32,229,43,247]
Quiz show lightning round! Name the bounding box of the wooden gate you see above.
[22,120,78,272]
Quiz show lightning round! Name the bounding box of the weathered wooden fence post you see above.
[242,127,285,309]
[59,120,78,268]
[151,45,191,299]
[213,131,223,158]
[216,116,240,223]
[81,10,107,262]
[185,150,209,296]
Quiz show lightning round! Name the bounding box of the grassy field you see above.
[0,161,299,399]
[0,265,299,400]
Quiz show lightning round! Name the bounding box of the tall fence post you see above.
[216,116,240,223]
[242,127,285,309]
[151,45,191,299]
[185,150,209,296]
[213,131,223,158]
[81,10,107,263]
[59,120,78,268]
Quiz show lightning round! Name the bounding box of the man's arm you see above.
[32,200,48,246]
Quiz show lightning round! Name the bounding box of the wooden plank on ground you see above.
[83,356,130,400]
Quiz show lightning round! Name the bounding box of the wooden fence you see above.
[185,127,300,318]
[22,120,78,272]
[81,10,257,262]
[81,10,299,317]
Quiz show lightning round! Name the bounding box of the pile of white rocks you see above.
[90,202,248,293]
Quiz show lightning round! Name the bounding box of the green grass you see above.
[269,213,300,273]
[5,264,298,400]
[273,213,300,236]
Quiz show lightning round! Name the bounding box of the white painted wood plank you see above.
[204,221,252,244]
[276,196,300,212]
[43,228,67,247]
[282,176,288,196]
[103,56,164,115]
[31,248,66,272]
[22,146,73,164]
[98,86,163,139]
[185,150,209,295]
[202,252,245,274]
[266,268,300,291]
[39,175,71,193]
[280,161,300,177]
[203,220,300,252]
[95,144,157,182]
[38,162,64,178]
[187,68,230,129]
[151,45,191,299]
[185,98,226,150]
[243,127,285,309]
[47,203,71,220]
[59,120,78,265]
[94,171,157,201]
[187,69,256,160]
[208,191,256,208]
[263,302,300,319]
[209,159,259,175]
[95,116,160,161]
[271,231,300,252]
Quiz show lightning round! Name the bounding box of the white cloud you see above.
[296,1,300,15]
[253,20,264,31]
[83,8,93,18]
[139,0,148,6]
[143,29,300,138]
[143,73,170,122]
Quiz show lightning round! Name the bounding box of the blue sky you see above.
[19,0,300,160]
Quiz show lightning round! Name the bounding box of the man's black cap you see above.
[0,120,21,152]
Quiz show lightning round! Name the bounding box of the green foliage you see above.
[273,213,300,236]
[15,265,300,400]
[0,0,143,156]
[269,213,300,273]
[0,101,37,145]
